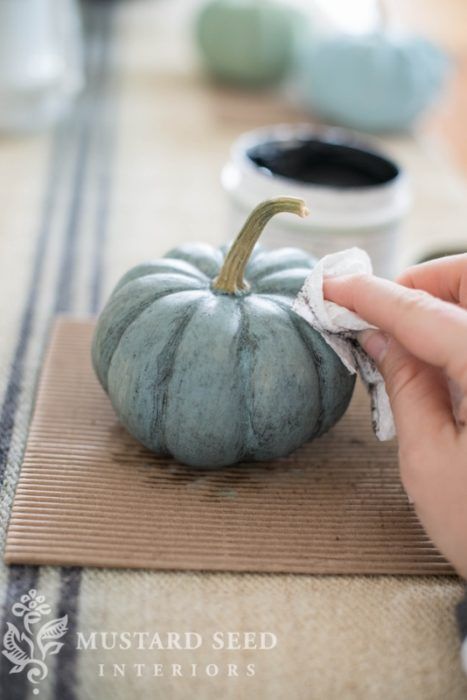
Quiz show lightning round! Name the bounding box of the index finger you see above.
[397,254,467,305]
[323,273,467,390]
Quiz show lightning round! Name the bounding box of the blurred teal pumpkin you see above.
[92,198,355,468]
[295,32,449,132]
[195,0,305,86]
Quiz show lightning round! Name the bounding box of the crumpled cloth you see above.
[293,247,395,441]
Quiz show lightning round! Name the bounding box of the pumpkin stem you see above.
[213,197,309,294]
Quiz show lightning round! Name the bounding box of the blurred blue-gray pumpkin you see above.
[92,198,355,467]
[295,32,449,132]
[195,0,305,86]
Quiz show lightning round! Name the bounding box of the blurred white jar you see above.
[0,0,83,133]
[221,125,410,278]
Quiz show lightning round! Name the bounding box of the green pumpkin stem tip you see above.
[213,197,309,295]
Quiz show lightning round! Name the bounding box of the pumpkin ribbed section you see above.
[92,242,355,467]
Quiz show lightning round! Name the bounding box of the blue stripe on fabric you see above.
[0,122,68,489]
[0,118,70,700]
[53,3,118,700]
[0,566,41,700]
[0,2,118,699]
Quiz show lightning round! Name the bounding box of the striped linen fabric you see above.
[0,1,467,698]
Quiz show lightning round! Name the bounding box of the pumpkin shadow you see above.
[107,419,321,500]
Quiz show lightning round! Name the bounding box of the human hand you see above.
[323,254,467,579]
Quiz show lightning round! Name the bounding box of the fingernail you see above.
[358,330,389,363]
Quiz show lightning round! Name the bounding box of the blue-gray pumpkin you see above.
[195,0,306,87]
[92,198,355,467]
[295,31,449,132]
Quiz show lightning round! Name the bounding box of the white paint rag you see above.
[293,247,395,441]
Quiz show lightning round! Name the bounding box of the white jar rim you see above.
[222,124,411,232]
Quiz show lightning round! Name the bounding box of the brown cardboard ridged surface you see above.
[4,318,453,574]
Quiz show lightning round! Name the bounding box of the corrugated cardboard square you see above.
[4,318,453,574]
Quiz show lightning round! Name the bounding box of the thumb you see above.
[358,330,455,450]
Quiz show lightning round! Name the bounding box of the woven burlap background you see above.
[0,1,466,698]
